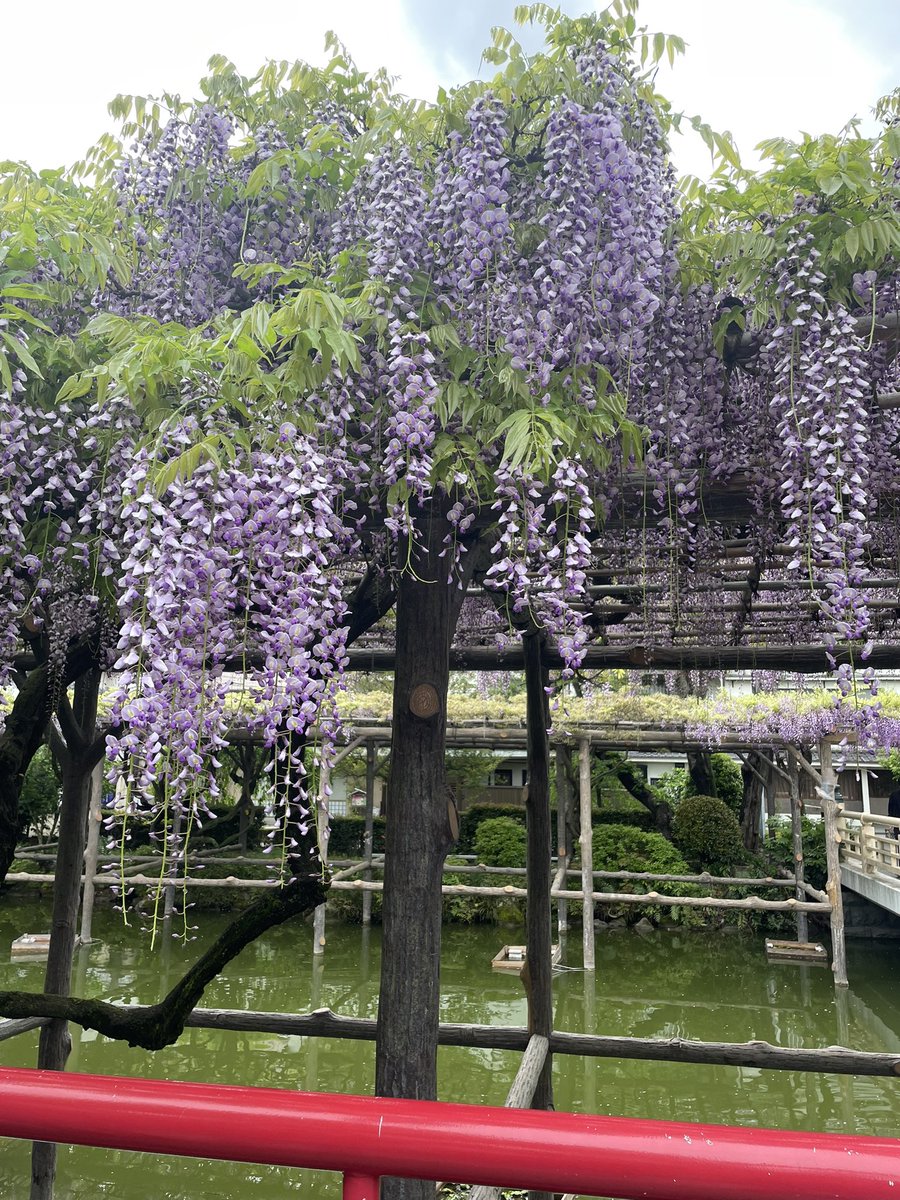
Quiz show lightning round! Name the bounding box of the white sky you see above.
[0,0,896,179]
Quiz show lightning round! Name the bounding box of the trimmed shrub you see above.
[589,823,700,927]
[707,754,743,816]
[591,824,691,875]
[474,817,527,868]
[458,804,526,853]
[327,815,387,858]
[672,794,744,870]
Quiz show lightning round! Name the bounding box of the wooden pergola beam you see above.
[346,642,900,673]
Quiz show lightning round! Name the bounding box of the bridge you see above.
[839,812,900,919]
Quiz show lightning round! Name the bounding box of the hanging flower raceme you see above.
[0,357,30,718]
[106,421,354,878]
[111,105,238,324]
[380,323,439,514]
[768,219,873,656]
[427,93,512,350]
[484,458,594,675]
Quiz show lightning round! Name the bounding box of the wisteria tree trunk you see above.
[31,667,102,1200]
[0,640,101,886]
[686,749,717,798]
[375,502,459,1200]
[522,631,554,1200]
[0,666,53,883]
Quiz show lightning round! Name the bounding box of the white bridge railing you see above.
[839,811,900,883]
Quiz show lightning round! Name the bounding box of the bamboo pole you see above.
[578,739,595,972]
[819,740,849,988]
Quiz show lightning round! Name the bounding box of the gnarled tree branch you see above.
[0,876,326,1049]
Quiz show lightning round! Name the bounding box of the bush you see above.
[591,824,691,875]
[19,746,60,838]
[590,823,700,927]
[765,815,827,891]
[707,754,743,816]
[474,817,527,868]
[593,808,654,832]
[458,804,526,853]
[672,794,745,870]
[653,769,689,808]
[327,815,387,858]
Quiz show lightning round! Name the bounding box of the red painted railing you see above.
[1,1067,898,1199]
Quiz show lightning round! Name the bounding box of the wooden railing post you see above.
[787,757,807,943]
[819,740,848,989]
[860,816,879,875]
[579,739,595,973]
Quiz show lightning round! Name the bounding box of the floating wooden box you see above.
[765,938,828,964]
[492,944,561,974]
[11,933,51,961]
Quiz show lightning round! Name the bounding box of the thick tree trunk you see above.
[598,752,672,835]
[31,669,100,1200]
[522,631,554,1200]
[686,749,717,798]
[376,504,457,1200]
[740,751,773,853]
[0,666,52,883]
[1,640,101,886]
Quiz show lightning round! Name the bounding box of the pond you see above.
[1,894,899,1198]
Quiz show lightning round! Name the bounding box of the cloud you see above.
[635,0,894,178]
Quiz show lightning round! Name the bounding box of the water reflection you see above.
[1,896,900,1198]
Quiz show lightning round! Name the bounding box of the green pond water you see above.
[1,894,900,1197]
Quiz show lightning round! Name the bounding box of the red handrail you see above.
[0,1067,897,1199]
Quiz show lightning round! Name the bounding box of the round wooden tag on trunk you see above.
[409,682,440,719]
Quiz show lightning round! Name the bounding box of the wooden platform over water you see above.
[764,938,828,964]
[492,944,562,974]
[10,934,51,962]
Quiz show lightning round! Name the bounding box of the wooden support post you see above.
[470,1034,550,1200]
[32,670,100,1200]
[362,742,375,926]
[313,761,331,956]
[787,756,808,944]
[522,632,553,1200]
[555,747,571,935]
[162,805,183,929]
[819,740,848,989]
[78,762,104,947]
[579,739,595,973]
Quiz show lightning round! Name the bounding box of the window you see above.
[489,769,513,787]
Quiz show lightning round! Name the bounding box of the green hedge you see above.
[328,815,386,858]
[458,802,654,853]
